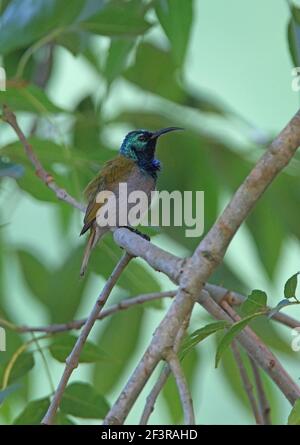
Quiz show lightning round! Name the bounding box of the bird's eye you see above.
[138,134,147,141]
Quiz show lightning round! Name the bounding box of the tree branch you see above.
[4,105,300,425]
[104,109,300,424]
[164,349,195,425]
[41,252,133,425]
[139,365,170,425]
[1,291,175,334]
[2,105,85,212]
[231,340,263,425]
[205,283,300,330]
[249,356,272,425]
[206,298,300,404]
[139,316,190,425]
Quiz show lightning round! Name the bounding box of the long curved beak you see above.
[150,127,184,139]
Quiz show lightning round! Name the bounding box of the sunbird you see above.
[80,127,183,276]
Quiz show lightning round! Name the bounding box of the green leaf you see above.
[0,383,20,404]
[124,42,185,102]
[288,18,300,66]
[0,85,63,113]
[268,299,297,319]
[104,38,134,85]
[93,306,144,393]
[56,31,89,56]
[13,397,50,425]
[18,247,92,323]
[49,335,109,363]
[181,321,229,358]
[0,0,85,55]
[288,399,300,425]
[17,250,51,303]
[241,290,268,316]
[247,201,285,278]
[79,1,152,36]
[284,272,300,299]
[155,0,193,67]
[8,352,35,384]
[47,247,93,323]
[17,169,60,203]
[73,95,99,145]
[60,382,109,419]
[54,411,76,425]
[292,5,300,24]
[215,313,263,368]
[0,158,24,178]
[2,137,100,170]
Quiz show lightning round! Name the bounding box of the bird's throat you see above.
[137,157,161,179]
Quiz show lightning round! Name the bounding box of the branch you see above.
[4,102,299,328]
[205,283,300,330]
[230,341,263,425]
[164,349,195,425]
[249,356,272,425]
[4,105,300,424]
[105,108,300,424]
[139,365,170,425]
[41,252,132,425]
[139,316,190,425]
[112,228,186,284]
[2,291,175,334]
[2,105,85,212]
[204,297,300,404]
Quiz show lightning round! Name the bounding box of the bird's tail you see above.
[80,229,96,277]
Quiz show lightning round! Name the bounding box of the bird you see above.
[79,127,183,276]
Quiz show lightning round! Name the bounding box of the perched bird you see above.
[80,127,182,276]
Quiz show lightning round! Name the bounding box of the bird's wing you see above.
[80,156,136,235]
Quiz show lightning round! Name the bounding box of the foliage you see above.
[0,0,299,425]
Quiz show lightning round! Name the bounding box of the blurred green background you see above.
[1,0,300,425]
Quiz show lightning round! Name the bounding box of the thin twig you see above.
[139,366,170,425]
[1,291,176,334]
[165,349,195,425]
[30,43,54,136]
[231,341,263,425]
[249,356,272,425]
[2,334,50,390]
[139,316,190,425]
[31,333,55,394]
[205,283,300,330]
[41,252,132,425]
[2,105,85,212]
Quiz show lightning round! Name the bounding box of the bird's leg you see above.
[119,226,150,242]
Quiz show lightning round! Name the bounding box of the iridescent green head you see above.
[119,127,183,177]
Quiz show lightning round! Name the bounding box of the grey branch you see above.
[165,349,195,425]
[41,252,132,425]
[2,105,85,212]
[2,291,176,334]
[105,109,300,424]
[139,365,170,425]
[4,105,300,425]
[249,356,272,425]
[1,284,298,334]
[206,297,300,404]
[139,316,190,425]
[231,340,264,425]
